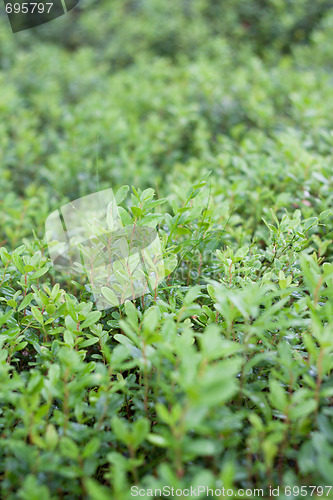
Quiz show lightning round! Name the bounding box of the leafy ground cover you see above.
[1,1,333,498]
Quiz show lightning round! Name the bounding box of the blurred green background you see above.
[1,0,333,247]
[2,3,333,497]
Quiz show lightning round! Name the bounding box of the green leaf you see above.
[64,330,75,347]
[31,306,44,325]
[235,245,249,261]
[125,300,139,327]
[30,267,49,280]
[132,418,150,449]
[303,217,318,231]
[45,424,58,451]
[111,417,130,445]
[82,438,101,459]
[200,325,243,360]
[45,304,56,315]
[101,287,119,307]
[143,306,159,334]
[156,404,172,425]
[319,209,331,220]
[12,252,25,274]
[84,479,112,500]
[7,299,17,308]
[131,206,143,217]
[118,206,133,225]
[81,311,102,329]
[80,337,100,348]
[289,398,317,420]
[115,185,129,204]
[60,437,79,460]
[18,475,51,500]
[269,379,288,412]
[66,296,78,322]
[184,438,219,457]
[184,285,201,305]
[147,433,168,447]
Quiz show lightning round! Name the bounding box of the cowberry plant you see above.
[1,177,333,499]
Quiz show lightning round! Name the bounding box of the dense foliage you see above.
[1,1,333,498]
